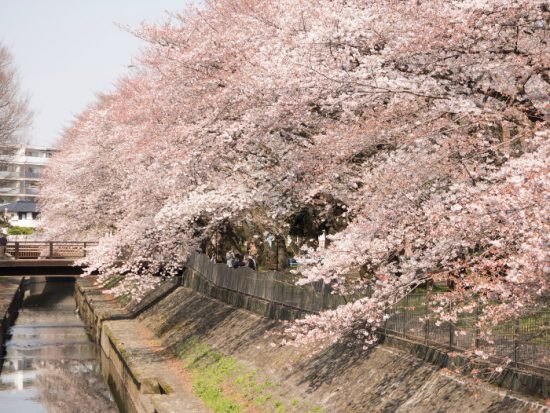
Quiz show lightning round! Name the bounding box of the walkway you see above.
[77,277,210,413]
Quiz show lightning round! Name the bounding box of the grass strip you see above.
[177,336,323,413]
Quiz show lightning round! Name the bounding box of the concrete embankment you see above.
[76,274,549,413]
[75,277,209,413]
[0,276,24,372]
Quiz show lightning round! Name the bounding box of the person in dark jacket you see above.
[246,256,257,270]
[0,233,7,257]
[232,253,244,268]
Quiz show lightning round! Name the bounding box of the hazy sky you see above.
[0,1,195,147]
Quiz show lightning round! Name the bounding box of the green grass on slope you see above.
[177,336,323,413]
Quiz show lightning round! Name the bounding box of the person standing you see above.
[233,253,244,269]
[0,232,7,258]
[225,250,235,268]
[247,255,257,270]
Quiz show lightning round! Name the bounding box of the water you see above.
[0,278,117,413]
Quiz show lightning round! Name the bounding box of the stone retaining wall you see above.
[184,258,549,399]
[379,334,549,399]
[184,267,308,320]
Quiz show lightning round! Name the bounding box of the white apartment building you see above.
[0,145,56,227]
[0,145,55,204]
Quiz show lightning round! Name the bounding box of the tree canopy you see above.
[40,0,549,353]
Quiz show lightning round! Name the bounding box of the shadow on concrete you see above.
[23,278,76,308]
[295,331,378,392]
[157,292,237,339]
[1,266,83,276]
[137,288,284,358]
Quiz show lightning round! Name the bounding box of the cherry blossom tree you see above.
[40,0,549,354]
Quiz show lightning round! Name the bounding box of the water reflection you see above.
[0,278,117,412]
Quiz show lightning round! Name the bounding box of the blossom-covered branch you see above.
[40,1,549,347]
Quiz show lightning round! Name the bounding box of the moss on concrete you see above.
[76,276,549,412]
[138,287,549,413]
[178,336,322,413]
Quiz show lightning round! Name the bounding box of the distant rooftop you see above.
[1,200,39,213]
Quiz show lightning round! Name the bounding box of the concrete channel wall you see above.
[76,269,550,412]
[75,277,209,413]
[185,254,549,399]
[75,278,150,413]
[0,277,24,374]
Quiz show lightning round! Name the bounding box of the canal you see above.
[0,277,118,412]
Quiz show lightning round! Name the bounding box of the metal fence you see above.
[186,252,346,313]
[4,241,96,260]
[384,291,550,375]
[187,253,549,375]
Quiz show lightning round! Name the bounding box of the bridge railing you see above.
[4,241,97,260]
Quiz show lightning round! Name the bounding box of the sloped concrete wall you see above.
[139,287,549,413]
[184,257,549,399]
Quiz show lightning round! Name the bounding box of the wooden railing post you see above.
[83,242,87,257]
[14,242,19,260]
[49,242,53,259]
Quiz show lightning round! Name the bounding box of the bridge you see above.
[0,241,94,275]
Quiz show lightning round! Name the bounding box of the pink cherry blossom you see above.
[39,0,549,353]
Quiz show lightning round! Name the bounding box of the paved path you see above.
[104,319,210,413]
[77,277,210,413]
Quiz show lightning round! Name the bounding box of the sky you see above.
[0,0,196,147]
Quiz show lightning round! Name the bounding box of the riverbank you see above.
[75,276,209,413]
[0,277,24,373]
[76,274,549,413]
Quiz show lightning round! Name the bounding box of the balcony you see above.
[1,155,48,166]
[23,156,49,165]
[0,171,42,180]
[0,187,39,199]
[23,172,42,179]
[24,187,39,195]
[0,187,19,194]
[0,172,18,179]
